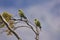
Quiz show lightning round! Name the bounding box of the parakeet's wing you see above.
[18,10,24,17]
[18,10,27,19]
[37,21,41,30]
[37,21,40,26]
[34,19,41,30]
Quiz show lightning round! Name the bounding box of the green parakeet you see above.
[18,9,27,19]
[34,19,41,30]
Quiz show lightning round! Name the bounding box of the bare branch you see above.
[11,17,40,40]
[24,21,37,34]
[11,18,37,34]
[11,18,22,21]
[35,26,39,40]
[0,15,22,40]
[13,26,31,30]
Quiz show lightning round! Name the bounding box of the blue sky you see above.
[0,0,51,8]
[0,0,60,40]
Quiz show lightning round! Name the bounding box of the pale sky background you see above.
[0,0,60,40]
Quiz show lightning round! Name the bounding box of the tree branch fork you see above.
[0,15,40,40]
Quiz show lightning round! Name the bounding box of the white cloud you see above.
[0,0,60,40]
[23,1,60,40]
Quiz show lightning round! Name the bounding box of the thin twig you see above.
[13,26,31,30]
[24,21,37,34]
[11,18,40,40]
[24,20,40,40]
[0,15,22,40]
[11,18,37,34]
[35,26,39,40]
[11,18,22,21]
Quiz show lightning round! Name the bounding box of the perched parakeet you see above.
[34,19,41,30]
[18,9,27,19]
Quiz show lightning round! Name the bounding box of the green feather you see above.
[34,19,41,30]
[18,9,27,19]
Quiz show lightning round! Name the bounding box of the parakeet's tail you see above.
[23,16,27,19]
[39,26,41,31]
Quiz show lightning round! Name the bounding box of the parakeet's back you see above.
[18,10,24,17]
[18,10,27,19]
[36,21,40,26]
[34,19,40,27]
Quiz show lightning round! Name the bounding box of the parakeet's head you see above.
[18,9,24,15]
[34,19,37,21]
[18,9,23,12]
